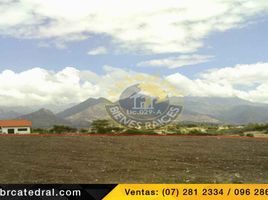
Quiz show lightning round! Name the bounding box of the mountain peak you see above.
[37,108,54,114]
[56,97,111,119]
[18,108,68,128]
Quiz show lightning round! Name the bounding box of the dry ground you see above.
[0,135,267,183]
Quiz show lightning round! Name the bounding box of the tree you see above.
[50,125,77,134]
[91,119,111,133]
[90,119,124,133]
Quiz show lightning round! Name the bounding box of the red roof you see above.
[0,120,32,127]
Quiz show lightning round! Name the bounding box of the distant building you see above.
[0,120,32,134]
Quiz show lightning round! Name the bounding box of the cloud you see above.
[166,62,268,103]
[0,67,101,106]
[166,73,237,98]
[1,0,268,54]
[87,46,108,55]
[0,66,155,107]
[1,63,268,107]
[199,63,268,86]
[137,54,213,68]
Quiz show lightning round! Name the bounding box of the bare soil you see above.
[0,135,267,183]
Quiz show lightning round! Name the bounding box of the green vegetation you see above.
[31,120,268,136]
[32,125,77,134]
[246,133,254,137]
[32,128,48,134]
[243,123,268,132]
[50,125,77,134]
[79,128,90,134]
[157,122,268,137]
[90,119,124,134]
[123,129,157,135]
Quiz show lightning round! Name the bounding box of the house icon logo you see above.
[129,92,156,110]
[106,80,184,129]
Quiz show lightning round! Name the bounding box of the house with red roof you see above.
[0,120,32,134]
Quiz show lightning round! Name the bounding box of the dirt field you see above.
[0,135,267,183]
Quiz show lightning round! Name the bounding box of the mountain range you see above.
[1,96,268,128]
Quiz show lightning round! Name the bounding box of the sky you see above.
[0,0,268,107]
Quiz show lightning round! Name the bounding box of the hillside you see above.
[171,96,268,124]
[56,97,112,127]
[18,108,69,128]
[9,96,268,128]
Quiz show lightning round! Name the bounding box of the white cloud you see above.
[0,66,154,106]
[166,62,268,103]
[137,54,213,68]
[166,73,237,98]
[199,63,268,86]
[0,67,100,106]
[87,46,108,55]
[1,63,268,107]
[0,0,268,53]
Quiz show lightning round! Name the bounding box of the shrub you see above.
[174,129,185,134]
[79,129,89,134]
[123,129,157,135]
[246,133,254,137]
[244,123,268,132]
[32,128,49,134]
[50,125,77,134]
[90,119,123,133]
[188,129,212,135]
[91,119,110,133]
[185,123,199,128]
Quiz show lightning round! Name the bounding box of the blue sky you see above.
[0,0,268,106]
[1,15,268,78]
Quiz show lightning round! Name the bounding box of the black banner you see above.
[0,184,117,200]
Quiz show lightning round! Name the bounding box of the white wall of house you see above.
[0,127,31,134]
